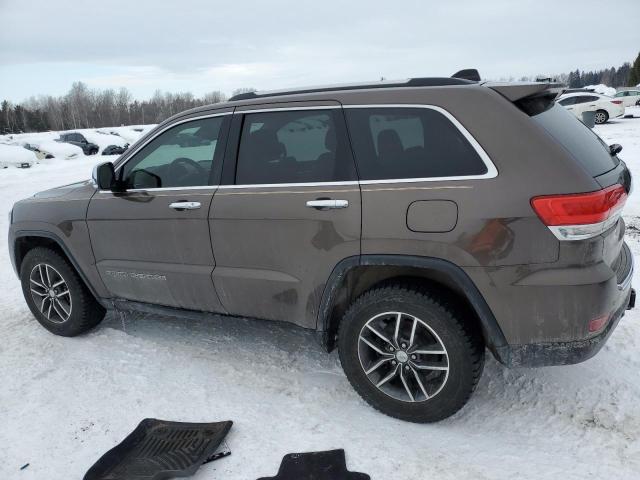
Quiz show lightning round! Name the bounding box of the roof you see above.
[558,92,607,98]
[228,76,475,101]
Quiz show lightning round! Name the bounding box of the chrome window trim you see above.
[237,105,339,114]
[101,103,497,193]
[217,181,358,190]
[98,185,219,194]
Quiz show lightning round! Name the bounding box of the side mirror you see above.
[92,162,116,190]
[609,144,623,156]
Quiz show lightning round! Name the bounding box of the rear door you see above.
[87,110,232,312]
[210,103,361,328]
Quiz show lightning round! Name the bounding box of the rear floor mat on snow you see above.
[257,449,370,480]
[84,418,232,480]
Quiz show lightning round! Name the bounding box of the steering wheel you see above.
[168,157,207,184]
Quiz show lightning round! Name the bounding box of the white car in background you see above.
[0,144,35,168]
[557,92,625,124]
[613,90,640,107]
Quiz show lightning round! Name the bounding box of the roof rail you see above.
[228,74,476,102]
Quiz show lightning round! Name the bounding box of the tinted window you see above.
[532,104,618,177]
[574,95,600,103]
[122,116,226,189]
[345,107,488,180]
[558,97,577,106]
[236,109,354,184]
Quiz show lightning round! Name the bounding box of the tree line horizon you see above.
[2,53,640,135]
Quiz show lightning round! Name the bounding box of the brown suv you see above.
[8,72,635,422]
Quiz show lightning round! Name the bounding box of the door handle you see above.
[306,199,349,210]
[169,201,201,210]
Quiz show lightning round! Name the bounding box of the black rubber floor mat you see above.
[84,418,232,480]
[257,449,370,480]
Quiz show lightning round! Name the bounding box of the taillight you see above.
[531,184,627,240]
[611,100,623,105]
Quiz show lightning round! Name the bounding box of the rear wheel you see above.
[20,247,105,336]
[594,110,609,124]
[338,285,484,423]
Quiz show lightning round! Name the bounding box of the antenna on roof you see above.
[451,69,481,82]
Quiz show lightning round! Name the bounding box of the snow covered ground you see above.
[1,114,640,479]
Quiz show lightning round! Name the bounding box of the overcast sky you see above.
[1,0,639,102]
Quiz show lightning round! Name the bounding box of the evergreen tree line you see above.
[565,51,640,88]
[0,83,255,134]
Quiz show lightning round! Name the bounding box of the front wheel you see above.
[20,247,105,336]
[594,110,609,124]
[338,285,484,423]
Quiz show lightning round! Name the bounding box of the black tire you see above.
[338,285,484,423]
[20,247,105,336]
[595,110,609,124]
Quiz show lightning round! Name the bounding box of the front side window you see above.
[235,109,354,185]
[121,116,226,189]
[345,107,488,180]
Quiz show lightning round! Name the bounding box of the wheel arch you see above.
[12,230,102,302]
[317,255,508,362]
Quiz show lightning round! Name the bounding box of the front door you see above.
[210,104,361,328]
[87,111,232,312]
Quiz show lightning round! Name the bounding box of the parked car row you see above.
[556,92,625,124]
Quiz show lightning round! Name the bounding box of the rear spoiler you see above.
[484,81,566,115]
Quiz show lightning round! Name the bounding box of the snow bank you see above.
[0,124,155,164]
[0,144,36,168]
[584,84,616,96]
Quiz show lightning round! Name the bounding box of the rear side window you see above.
[236,109,355,185]
[532,104,618,177]
[558,97,577,106]
[345,107,488,181]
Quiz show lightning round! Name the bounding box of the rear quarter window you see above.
[532,104,618,177]
[345,107,489,181]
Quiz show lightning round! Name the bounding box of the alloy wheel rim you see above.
[357,311,449,403]
[595,112,607,123]
[29,263,72,323]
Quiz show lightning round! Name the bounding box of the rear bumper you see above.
[495,286,633,367]
[486,240,634,367]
